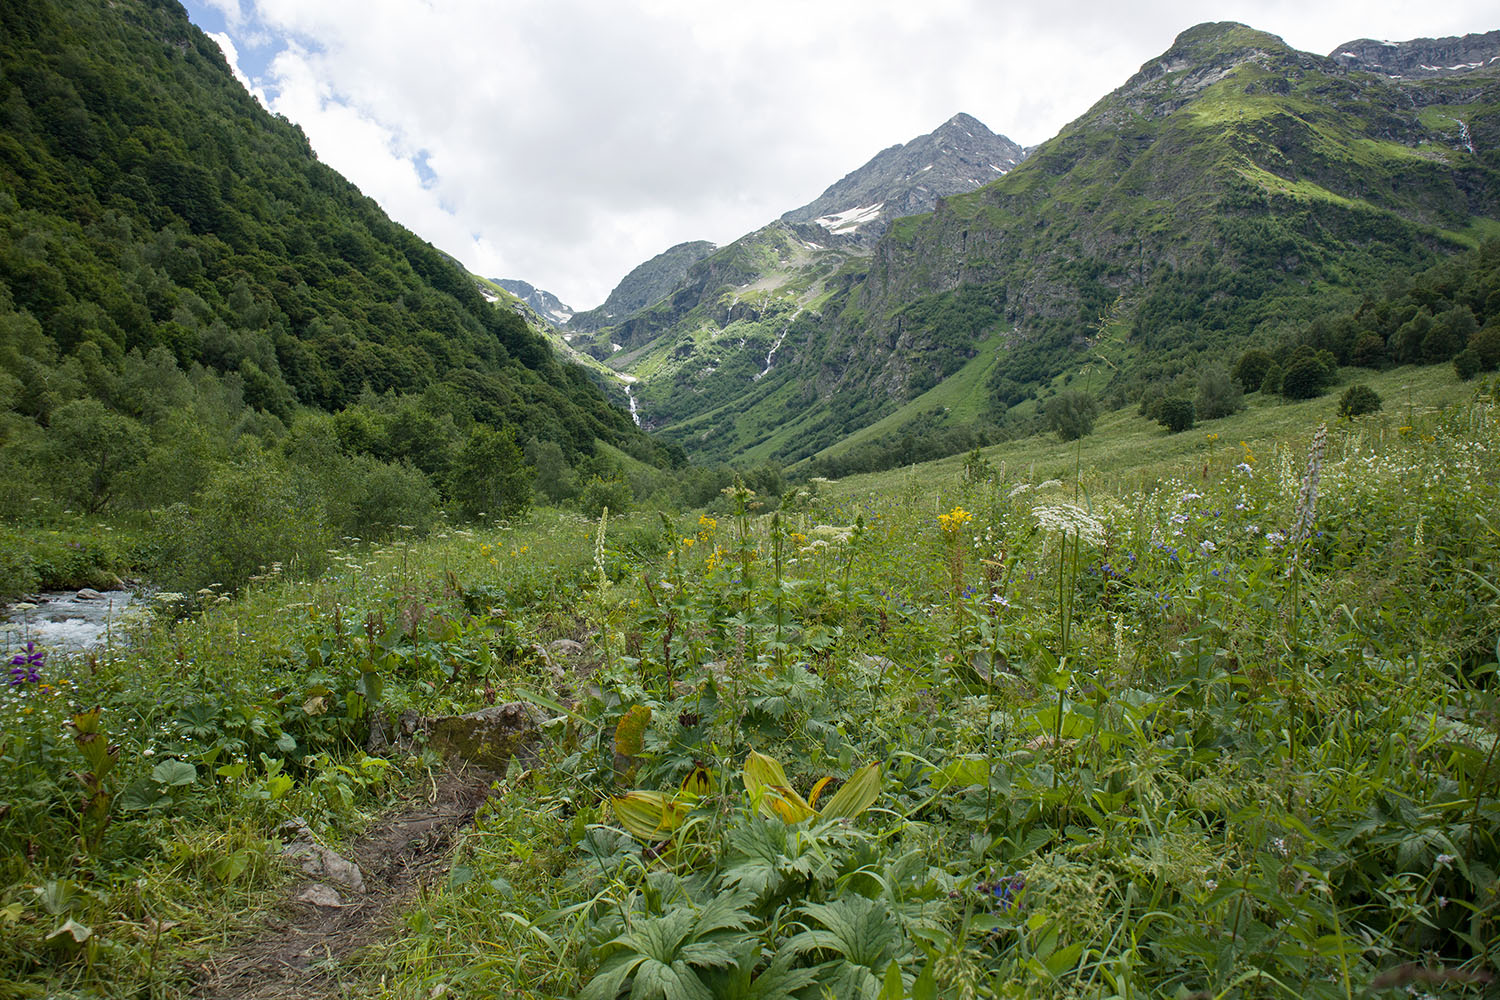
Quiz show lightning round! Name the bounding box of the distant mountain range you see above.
[543,22,1498,466]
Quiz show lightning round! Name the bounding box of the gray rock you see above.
[296,883,344,908]
[426,703,541,772]
[75,588,104,601]
[279,819,366,894]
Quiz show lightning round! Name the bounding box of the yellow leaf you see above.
[679,765,713,799]
[818,763,882,819]
[743,752,816,822]
[610,790,685,842]
[763,785,817,823]
[807,776,834,810]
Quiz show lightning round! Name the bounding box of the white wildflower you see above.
[1033,503,1106,546]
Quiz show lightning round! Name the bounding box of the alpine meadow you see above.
[2,2,1499,999]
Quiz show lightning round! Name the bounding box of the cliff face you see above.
[1329,30,1500,78]
[566,240,718,332]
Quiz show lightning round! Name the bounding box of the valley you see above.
[1,2,1499,997]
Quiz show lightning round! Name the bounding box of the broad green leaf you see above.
[930,758,988,789]
[878,960,903,1000]
[152,759,197,787]
[819,762,882,819]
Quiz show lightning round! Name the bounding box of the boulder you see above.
[426,702,541,772]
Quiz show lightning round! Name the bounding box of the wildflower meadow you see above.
[1,383,1497,999]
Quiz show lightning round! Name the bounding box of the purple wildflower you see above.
[8,642,43,686]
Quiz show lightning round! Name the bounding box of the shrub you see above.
[578,474,633,518]
[1453,348,1483,381]
[1156,397,1195,433]
[1470,327,1500,370]
[1338,384,1382,418]
[1280,357,1327,399]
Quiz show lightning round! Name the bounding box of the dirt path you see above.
[194,767,493,1000]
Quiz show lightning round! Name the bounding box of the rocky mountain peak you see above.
[1328,30,1500,78]
[493,279,574,328]
[779,112,1024,242]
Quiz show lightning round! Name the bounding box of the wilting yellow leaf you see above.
[807,776,834,810]
[610,790,686,841]
[679,765,713,799]
[743,751,817,822]
[818,762,882,819]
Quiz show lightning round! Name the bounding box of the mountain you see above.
[567,240,717,332]
[625,22,1500,466]
[0,0,664,525]
[1329,29,1500,78]
[780,113,1025,242]
[493,279,573,327]
[572,113,1027,440]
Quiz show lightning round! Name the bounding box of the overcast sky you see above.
[182,0,1496,310]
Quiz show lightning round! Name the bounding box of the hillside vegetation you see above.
[0,0,663,594]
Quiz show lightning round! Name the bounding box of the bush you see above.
[577,474,633,518]
[1045,389,1099,441]
[1453,348,1482,381]
[1157,397,1195,433]
[155,451,331,594]
[1338,384,1382,418]
[1280,357,1328,399]
[1470,327,1500,370]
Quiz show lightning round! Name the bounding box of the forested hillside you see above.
[0,0,660,585]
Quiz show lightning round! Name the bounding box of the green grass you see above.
[827,363,1469,500]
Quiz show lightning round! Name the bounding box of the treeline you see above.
[801,414,1001,480]
[1291,240,1500,378]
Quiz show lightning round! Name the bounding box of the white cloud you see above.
[193,0,1499,308]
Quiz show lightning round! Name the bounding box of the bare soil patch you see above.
[193,766,493,1000]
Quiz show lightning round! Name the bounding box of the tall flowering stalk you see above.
[939,506,972,627]
[1288,424,1327,550]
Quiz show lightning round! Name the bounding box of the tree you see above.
[1195,365,1243,420]
[447,427,533,521]
[46,398,148,513]
[1157,397,1195,433]
[1260,361,1283,395]
[1231,349,1274,392]
[1045,388,1098,441]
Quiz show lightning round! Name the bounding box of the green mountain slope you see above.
[0,0,655,479]
[627,22,1500,466]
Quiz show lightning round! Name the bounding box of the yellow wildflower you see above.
[938,507,972,534]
